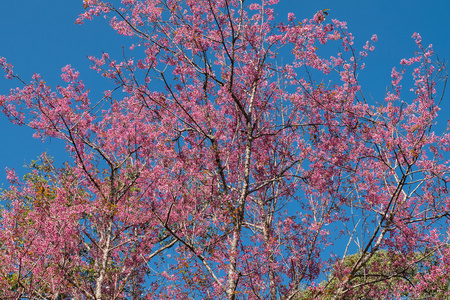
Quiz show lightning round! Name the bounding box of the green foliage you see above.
[295,250,450,299]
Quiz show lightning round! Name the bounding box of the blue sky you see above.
[0,0,449,181]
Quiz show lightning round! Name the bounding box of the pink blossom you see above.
[288,12,295,21]
[5,168,17,183]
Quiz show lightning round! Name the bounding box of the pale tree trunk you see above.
[226,136,252,299]
[95,219,113,300]
[226,84,256,299]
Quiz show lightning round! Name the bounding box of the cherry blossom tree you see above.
[0,0,449,299]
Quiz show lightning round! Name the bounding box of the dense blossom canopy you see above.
[0,0,449,299]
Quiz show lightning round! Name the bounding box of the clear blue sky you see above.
[0,0,449,182]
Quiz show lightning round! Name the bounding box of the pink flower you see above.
[314,11,325,24]
[288,13,295,22]
[249,3,260,10]
[5,168,18,184]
